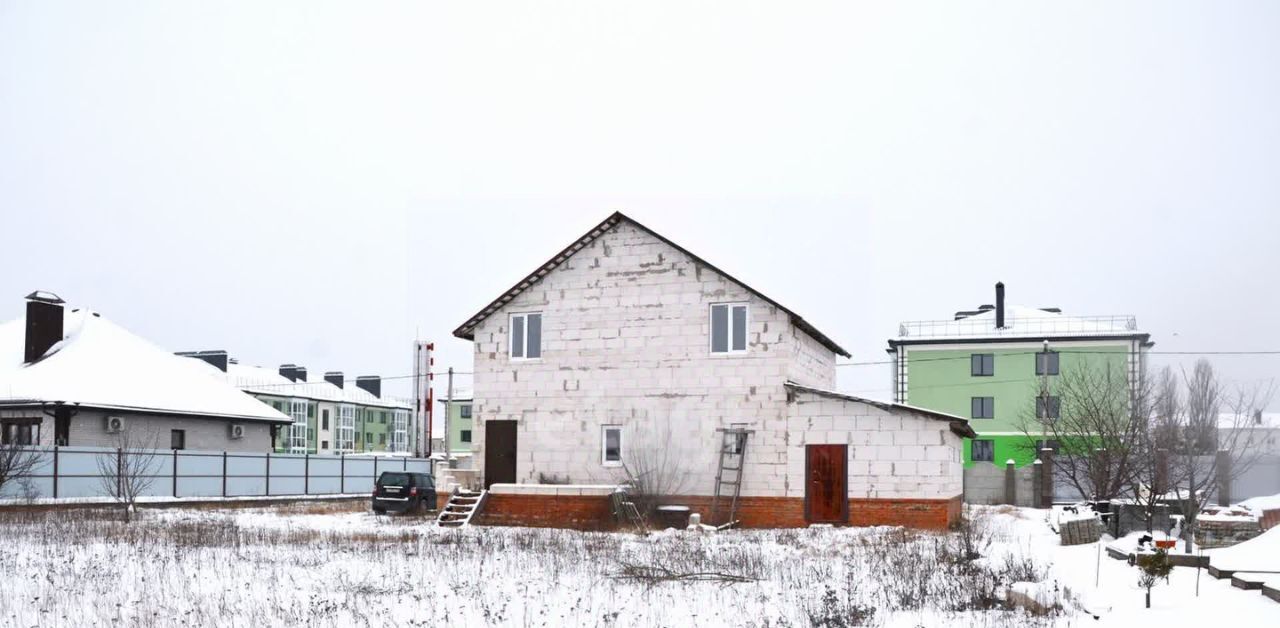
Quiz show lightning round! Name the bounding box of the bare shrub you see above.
[95,428,161,522]
[616,425,692,524]
[0,440,40,497]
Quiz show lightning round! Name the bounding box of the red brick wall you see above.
[1261,508,1280,532]
[476,492,618,532]
[473,492,962,531]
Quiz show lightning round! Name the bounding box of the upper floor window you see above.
[460,404,473,419]
[510,312,543,360]
[710,304,748,354]
[970,353,994,377]
[971,397,995,419]
[1035,351,1060,376]
[1036,395,1061,420]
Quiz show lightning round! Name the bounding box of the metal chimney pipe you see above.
[995,282,1006,329]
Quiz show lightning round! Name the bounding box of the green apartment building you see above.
[179,351,413,455]
[887,283,1152,467]
[436,396,474,456]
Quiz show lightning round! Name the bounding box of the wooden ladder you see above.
[710,428,752,527]
[436,488,488,527]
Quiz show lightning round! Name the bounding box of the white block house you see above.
[453,213,973,528]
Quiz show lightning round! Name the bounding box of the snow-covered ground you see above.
[0,503,1275,627]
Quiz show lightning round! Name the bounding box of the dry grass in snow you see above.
[0,505,1075,627]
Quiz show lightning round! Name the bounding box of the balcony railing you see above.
[898,315,1138,340]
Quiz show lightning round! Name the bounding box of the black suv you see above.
[372,471,435,515]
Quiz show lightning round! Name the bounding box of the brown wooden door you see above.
[484,421,518,489]
[805,444,848,524]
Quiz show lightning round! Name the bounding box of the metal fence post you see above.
[374,457,379,487]
[265,452,271,497]
[221,451,228,498]
[172,449,178,498]
[304,453,310,495]
[52,446,59,499]
[340,453,345,494]
[116,447,123,498]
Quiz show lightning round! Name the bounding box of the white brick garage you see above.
[784,382,970,528]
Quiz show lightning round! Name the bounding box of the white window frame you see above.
[709,303,750,355]
[509,312,543,361]
[336,404,356,453]
[391,409,409,453]
[288,399,308,453]
[601,425,623,467]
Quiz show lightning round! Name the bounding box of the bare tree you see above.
[615,425,693,525]
[96,428,162,522]
[1163,360,1274,552]
[0,440,41,498]
[1017,362,1151,503]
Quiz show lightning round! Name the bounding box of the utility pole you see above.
[445,367,454,467]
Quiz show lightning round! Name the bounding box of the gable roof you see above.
[452,212,851,358]
[0,309,291,424]
[784,381,977,438]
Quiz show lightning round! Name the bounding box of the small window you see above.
[971,397,995,419]
[1035,351,1060,376]
[971,439,994,462]
[321,440,329,450]
[1,422,34,446]
[510,312,543,359]
[460,404,472,419]
[602,426,623,466]
[366,432,373,444]
[1036,395,1061,420]
[170,429,186,450]
[460,429,472,443]
[970,354,994,377]
[710,304,749,354]
[321,409,330,431]
[379,433,386,445]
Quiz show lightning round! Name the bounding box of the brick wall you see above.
[473,492,961,531]
[785,390,965,500]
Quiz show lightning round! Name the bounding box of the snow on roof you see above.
[783,381,977,438]
[213,361,411,410]
[1218,412,1280,430]
[0,310,290,423]
[893,305,1145,343]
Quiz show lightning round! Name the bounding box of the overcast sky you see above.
[2,2,1277,405]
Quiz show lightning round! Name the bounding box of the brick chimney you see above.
[995,282,1006,329]
[324,371,345,389]
[176,350,229,372]
[24,291,65,364]
[279,364,299,382]
[356,376,382,398]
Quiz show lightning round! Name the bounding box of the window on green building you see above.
[322,409,330,431]
[366,432,373,444]
[378,433,386,445]
[460,404,472,419]
[1035,351,1060,376]
[1036,395,1061,420]
[461,430,472,443]
[971,397,994,419]
[971,439,994,462]
[970,354,994,376]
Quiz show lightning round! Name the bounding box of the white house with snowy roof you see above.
[0,292,290,452]
[179,351,414,456]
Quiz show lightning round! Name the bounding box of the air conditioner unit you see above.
[229,423,245,440]
[105,416,125,433]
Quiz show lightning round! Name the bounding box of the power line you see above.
[836,349,1280,367]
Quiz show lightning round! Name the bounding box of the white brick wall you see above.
[471,222,830,496]
[468,219,963,502]
[785,392,964,499]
